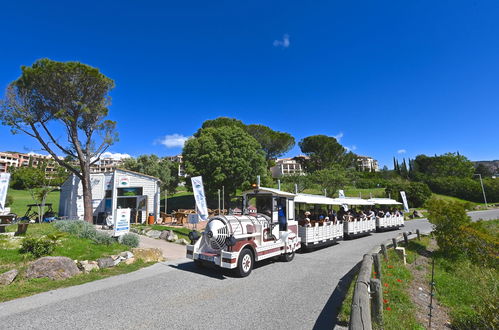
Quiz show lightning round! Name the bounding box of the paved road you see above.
[0,210,497,330]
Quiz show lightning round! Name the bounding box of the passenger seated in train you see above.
[337,207,346,222]
[303,211,312,227]
[358,210,367,220]
[328,209,337,223]
[385,210,391,217]
[367,209,375,219]
[377,209,385,217]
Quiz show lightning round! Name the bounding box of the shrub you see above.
[119,233,140,248]
[385,181,432,207]
[53,220,116,246]
[426,198,471,258]
[20,237,54,258]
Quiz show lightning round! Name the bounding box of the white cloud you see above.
[397,149,407,154]
[346,145,357,152]
[333,132,344,142]
[273,34,290,48]
[100,152,132,160]
[155,134,190,148]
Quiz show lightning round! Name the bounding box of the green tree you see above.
[413,153,474,178]
[298,135,356,172]
[122,155,179,193]
[385,181,432,207]
[194,117,245,137]
[246,124,295,160]
[182,126,267,196]
[309,165,349,197]
[1,59,117,223]
[475,163,492,177]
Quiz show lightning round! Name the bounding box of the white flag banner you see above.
[400,191,410,212]
[338,189,348,211]
[191,176,209,221]
[0,173,10,212]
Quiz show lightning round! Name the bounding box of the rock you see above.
[145,230,162,239]
[159,231,169,240]
[119,251,134,259]
[175,238,189,245]
[124,257,135,265]
[26,257,80,280]
[131,248,164,262]
[0,269,18,286]
[79,260,99,273]
[97,257,115,269]
[414,210,424,218]
[130,228,140,234]
[167,232,178,242]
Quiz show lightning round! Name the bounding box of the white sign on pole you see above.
[191,176,209,221]
[400,191,410,212]
[0,173,11,212]
[188,213,199,224]
[114,208,131,236]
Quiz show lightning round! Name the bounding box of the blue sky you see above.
[1,0,498,167]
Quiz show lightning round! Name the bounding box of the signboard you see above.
[191,176,209,221]
[114,208,131,236]
[0,173,10,212]
[188,213,199,224]
[118,176,130,187]
[400,191,410,213]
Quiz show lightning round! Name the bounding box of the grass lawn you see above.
[6,188,60,216]
[0,223,152,302]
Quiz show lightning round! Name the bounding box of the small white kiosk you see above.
[59,169,161,224]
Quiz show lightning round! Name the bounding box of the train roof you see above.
[367,198,403,205]
[242,187,296,198]
[330,197,375,206]
[294,193,338,205]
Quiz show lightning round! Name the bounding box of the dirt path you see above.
[138,235,187,261]
[407,239,451,329]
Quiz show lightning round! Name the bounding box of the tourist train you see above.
[186,186,404,277]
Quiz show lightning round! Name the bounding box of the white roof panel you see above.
[242,187,296,198]
[294,194,338,205]
[367,198,403,205]
[331,197,375,206]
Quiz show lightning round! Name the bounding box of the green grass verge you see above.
[6,188,60,216]
[337,272,357,325]
[0,260,152,302]
[0,223,153,301]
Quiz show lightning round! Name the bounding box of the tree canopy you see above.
[195,117,295,161]
[412,153,475,178]
[182,126,267,196]
[298,135,356,172]
[1,58,116,222]
[122,155,179,193]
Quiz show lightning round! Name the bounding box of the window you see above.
[117,187,143,197]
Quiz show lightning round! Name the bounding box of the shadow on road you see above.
[313,261,361,330]
[168,261,228,280]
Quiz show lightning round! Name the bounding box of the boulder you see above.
[97,257,115,269]
[131,248,164,262]
[119,251,134,259]
[78,260,99,273]
[0,269,18,286]
[26,257,80,280]
[166,231,178,242]
[145,230,162,239]
[175,238,189,245]
[124,257,135,265]
[159,231,169,240]
[413,210,424,218]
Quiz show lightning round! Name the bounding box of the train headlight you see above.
[226,235,236,247]
[188,231,200,244]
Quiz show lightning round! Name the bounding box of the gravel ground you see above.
[0,210,497,330]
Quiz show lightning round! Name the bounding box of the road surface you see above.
[0,210,497,330]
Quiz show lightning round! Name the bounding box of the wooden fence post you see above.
[416,229,421,240]
[370,278,383,326]
[372,253,382,282]
[380,244,388,260]
[392,238,398,249]
[349,254,373,330]
[403,232,409,245]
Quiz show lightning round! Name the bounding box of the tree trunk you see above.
[81,164,93,223]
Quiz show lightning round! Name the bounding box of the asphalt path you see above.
[0,209,497,330]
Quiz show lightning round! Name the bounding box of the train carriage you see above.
[367,198,405,231]
[334,197,377,238]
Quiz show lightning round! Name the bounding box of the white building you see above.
[356,156,379,172]
[59,168,161,224]
[166,155,186,177]
[270,156,307,178]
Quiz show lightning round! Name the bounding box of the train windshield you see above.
[245,194,273,216]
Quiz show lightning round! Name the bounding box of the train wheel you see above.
[281,250,295,262]
[236,249,254,277]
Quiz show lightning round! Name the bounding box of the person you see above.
[385,209,391,217]
[304,211,311,227]
[337,207,346,222]
[368,209,375,219]
[278,204,287,231]
[359,210,367,220]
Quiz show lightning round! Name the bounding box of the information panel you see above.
[114,208,131,236]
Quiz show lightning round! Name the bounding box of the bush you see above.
[20,237,54,258]
[385,181,432,207]
[119,233,140,248]
[427,198,471,258]
[426,176,499,203]
[53,220,116,246]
